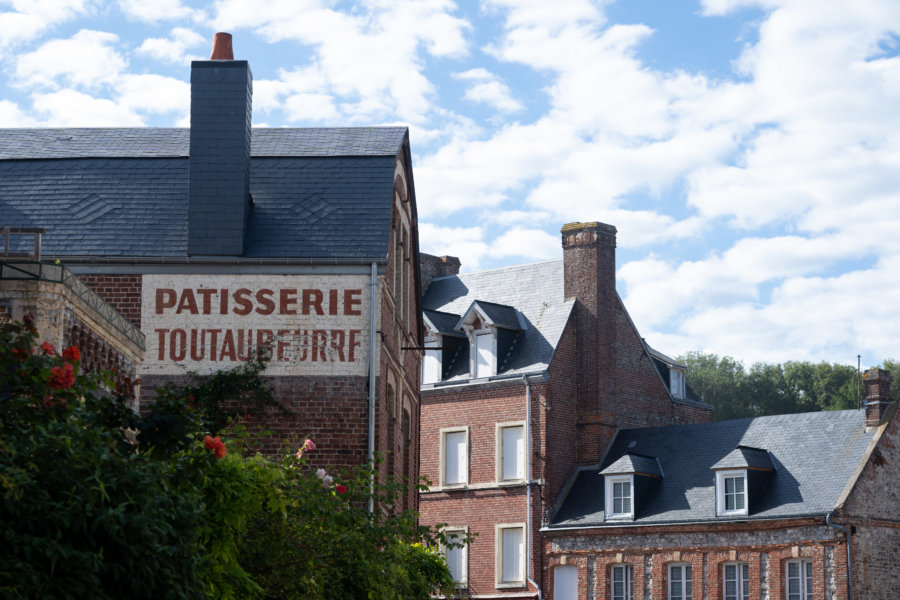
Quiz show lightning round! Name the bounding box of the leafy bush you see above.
[0,319,459,599]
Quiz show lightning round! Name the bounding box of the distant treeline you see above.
[678,352,900,421]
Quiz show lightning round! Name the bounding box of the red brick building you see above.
[418,221,712,597]
[544,368,900,600]
[0,36,423,497]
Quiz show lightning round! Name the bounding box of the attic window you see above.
[474,331,496,378]
[670,367,685,399]
[605,475,634,520]
[716,469,747,516]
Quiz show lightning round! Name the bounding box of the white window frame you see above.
[611,564,634,600]
[496,421,526,483]
[604,474,634,520]
[668,563,692,600]
[422,335,441,385]
[473,328,496,378]
[670,368,685,399]
[723,562,749,600]
[716,469,748,516]
[442,527,468,587]
[440,427,468,487]
[495,523,526,588]
[785,559,813,600]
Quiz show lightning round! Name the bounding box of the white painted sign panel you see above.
[141,274,371,376]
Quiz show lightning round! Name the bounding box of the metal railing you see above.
[0,259,146,351]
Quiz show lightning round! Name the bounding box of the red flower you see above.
[48,363,75,390]
[336,484,347,494]
[62,346,81,361]
[203,435,227,459]
[41,341,55,355]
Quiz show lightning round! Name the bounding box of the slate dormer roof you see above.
[549,409,877,528]
[712,445,775,471]
[600,453,663,478]
[456,300,522,331]
[423,309,466,338]
[421,259,575,383]
[0,127,408,262]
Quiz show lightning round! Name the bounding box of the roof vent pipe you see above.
[210,32,234,60]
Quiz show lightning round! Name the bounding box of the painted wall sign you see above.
[141,274,372,376]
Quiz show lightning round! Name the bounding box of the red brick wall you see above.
[546,319,581,506]
[545,519,848,599]
[420,380,545,595]
[79,274,142,329]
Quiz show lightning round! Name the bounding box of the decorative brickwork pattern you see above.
[78,274,142,329]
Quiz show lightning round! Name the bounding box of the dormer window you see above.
[712,445,773,517]
[716,469,747,516]
[455,300,522,381]
[670,367,685,399]
[600,452,662,522]
[421,310,466,385]
[605,475,633,519]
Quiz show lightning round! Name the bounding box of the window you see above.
[422,338,441,384]
[716,470,747,516]
[554,565,578,600]
[723,563,749,600]
[497,423,525,482]
[786,560,812,600]
[474,331,494,378]
[611,564,634,600]
[670,368,685,399]
[496,524,525,587]
[440,428,467,486]
[669,564,692,600]
[443,528,467,586]
[605,475,634,520]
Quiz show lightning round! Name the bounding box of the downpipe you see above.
[368,262,377,513]
[826,511,853,600]
[523,374,542,600]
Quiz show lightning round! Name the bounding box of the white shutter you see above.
[444,431,466,485]
[423,348,441,384]
[475,332,492,377]
[501,527,523,583]
[502,425,525,480]
[445,533,464,583]
[554,565,578,600]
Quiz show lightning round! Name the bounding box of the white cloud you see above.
[0,99,39,126]
[15,29,126,90]
[0,0,90,50]
[136,27,205,64]
[455,68,523,113]
[117,0,202,23]
[31,89,144,126]
[211,0,471,123]
[116,73,190,115]
[417,223,489,271]
[489,227,559,260]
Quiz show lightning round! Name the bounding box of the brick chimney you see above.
[188,32,253,256]
[419,253,461,291]
[561,221,617,465]
[863,368,893,427]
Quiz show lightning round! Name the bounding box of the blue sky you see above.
[2,0,899,368]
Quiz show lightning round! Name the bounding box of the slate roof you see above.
[421,260,574,382]
[549,409,875,528]
[0,127,407,261]
[712,446,775,471]
[600,453,662,477]
[458,300,522,331]
[423,309,466,338]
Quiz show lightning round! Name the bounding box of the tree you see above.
[680,351,862,420]
[0,319,457,599]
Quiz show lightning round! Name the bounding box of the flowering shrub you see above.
[0,319,457,600]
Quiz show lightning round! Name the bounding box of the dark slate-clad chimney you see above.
[188,32,252,256]
[561,221,617,466]
[863,368,893,427]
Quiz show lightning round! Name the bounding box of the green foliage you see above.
[0,319,457,599]
[679,351,862,420]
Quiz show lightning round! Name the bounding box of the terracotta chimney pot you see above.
[210,32,234,60]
